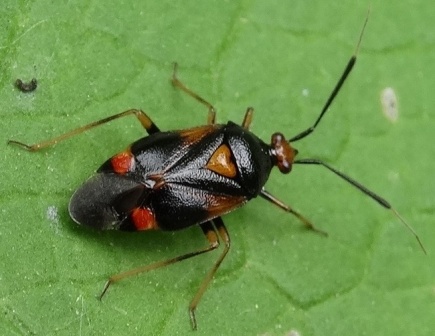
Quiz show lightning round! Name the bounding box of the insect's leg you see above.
[260,189,328,236]
[241,107,254,130]
[294,158,426,253]
[8,109,160,151]
[98,221,221,303]
[171,62,216,125]
[189,217,230,330]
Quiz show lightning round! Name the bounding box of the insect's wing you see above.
[69,174,145,230]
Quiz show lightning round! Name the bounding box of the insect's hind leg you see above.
[171,62,216,125]
[189,217,230,330]
[8,109,160,151]
[98,220,225,330]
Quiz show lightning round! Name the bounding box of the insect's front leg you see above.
[172,63,216,125]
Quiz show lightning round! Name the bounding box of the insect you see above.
[15,78,38,92]
[8,15,424,330]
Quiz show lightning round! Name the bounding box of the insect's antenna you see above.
[294,158,427,254]
[289,10,370,143]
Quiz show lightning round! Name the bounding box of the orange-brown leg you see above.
[171,62,216,125]
[260,189,327,236]
[8,109,160,151]
[99,219,229,330]
[241,107,254,129]
[188,217,230,330]
[99,221,220,300]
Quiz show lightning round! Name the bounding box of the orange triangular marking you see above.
[206,144,237,178]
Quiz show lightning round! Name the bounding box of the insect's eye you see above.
[271,133,297,174]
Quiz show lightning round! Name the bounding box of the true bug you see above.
[8,14,424,330]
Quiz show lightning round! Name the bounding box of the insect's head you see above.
[270,132,298,174]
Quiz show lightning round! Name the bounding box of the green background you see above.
[1,1,434,335]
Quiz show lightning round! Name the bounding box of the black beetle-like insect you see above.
[8,15,424,330]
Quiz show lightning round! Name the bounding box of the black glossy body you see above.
[69,122,273,231]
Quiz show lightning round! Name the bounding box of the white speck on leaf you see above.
[46,205,61,235]
[381,87,398,122]
[76,294,85,336]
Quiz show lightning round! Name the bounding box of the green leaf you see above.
[2,1,434,335]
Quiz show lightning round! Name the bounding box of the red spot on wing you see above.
[131,207,157,230]
[111,151,134,174]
